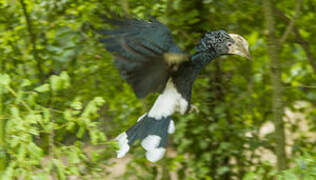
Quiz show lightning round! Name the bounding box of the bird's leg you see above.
[189,104,199,113]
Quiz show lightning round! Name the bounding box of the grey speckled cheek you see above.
[195,30,232,55]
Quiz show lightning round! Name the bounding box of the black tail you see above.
[115,114,175,162]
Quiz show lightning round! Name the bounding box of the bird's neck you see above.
[190,51,218,72]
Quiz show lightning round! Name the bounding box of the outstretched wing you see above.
[99,17,187,98]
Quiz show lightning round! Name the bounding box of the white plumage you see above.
[141,135,161,151]
[137,113,147,122]
[145,147,166,162]
[148,79,188,119]
[115,132,130,158]
[168,120,175,134]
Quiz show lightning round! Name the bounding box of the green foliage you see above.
[243,153,316,180]
[0,72,111,178]
[278,153,316,180]
[0,0,315,179]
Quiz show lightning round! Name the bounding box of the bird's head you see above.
[196,30,251,60]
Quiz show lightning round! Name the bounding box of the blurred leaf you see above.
[34,84,50,93]
[0,74,11,86]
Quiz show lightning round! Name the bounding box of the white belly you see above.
[148,79,188,119]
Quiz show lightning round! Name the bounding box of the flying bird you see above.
[99,16,251,162]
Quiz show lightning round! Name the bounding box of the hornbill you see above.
[99,17,251,162]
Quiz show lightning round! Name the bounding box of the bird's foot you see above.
[189,104,199,113]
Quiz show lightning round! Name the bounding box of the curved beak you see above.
[228,34,251,60]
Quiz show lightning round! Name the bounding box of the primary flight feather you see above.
[99,16,251,162]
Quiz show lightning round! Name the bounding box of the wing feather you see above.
[99,16,187,98]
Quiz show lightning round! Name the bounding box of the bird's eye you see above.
[227,42,232,47]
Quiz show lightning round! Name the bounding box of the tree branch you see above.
[263,0,288,170]
[120,0,130,16]
[19,0,44,82]
[274,7,316,74]
[279,0,302,44]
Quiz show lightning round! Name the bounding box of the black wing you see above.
[99,17,187,98]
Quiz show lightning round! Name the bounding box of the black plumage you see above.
[99,17,184,98]
[99,16,250,162]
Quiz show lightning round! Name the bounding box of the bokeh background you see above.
[0,0,315,179]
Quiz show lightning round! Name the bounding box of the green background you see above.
[0,0,315,179]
